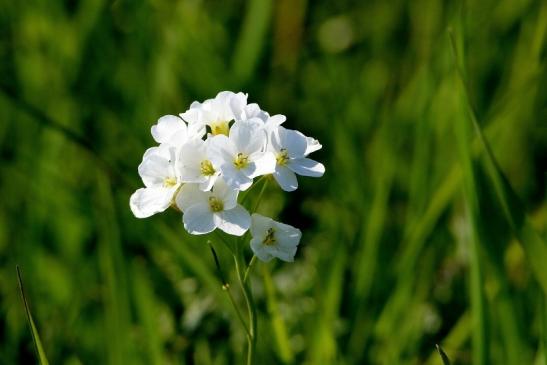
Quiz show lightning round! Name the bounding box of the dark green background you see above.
[1,0,546,364]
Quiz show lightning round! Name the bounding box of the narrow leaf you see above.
[16,266,50,365]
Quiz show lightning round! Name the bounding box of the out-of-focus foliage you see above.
[1,0,546,364]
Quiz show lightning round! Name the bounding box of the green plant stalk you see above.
[450,27,489,365]
[244,255,257,284]
[16,266,50,365]
[234,245,257,365]
[209,242,251,338]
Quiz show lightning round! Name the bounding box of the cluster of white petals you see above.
[130,91,324,262]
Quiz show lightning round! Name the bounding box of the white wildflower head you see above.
[130,144,181,218]
[250,214,302,262]
[177,138,220,191]
[180,91,248,137]
[151,114,204,147]
[175,179,251,236]
[209,118,276,191]
[268,126,325,191]
[130,91,324,266]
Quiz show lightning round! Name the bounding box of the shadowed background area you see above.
[1,0,546,364]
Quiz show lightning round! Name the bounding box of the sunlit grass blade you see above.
[231,0,273,84]
[425,312,470,365]
[448,29,547,295]
[450,21,489,365]
[16,266,50,365]
[132,260,164,365]
[541,294,547,365]
[436,344,451,365]
[262,264,294,364]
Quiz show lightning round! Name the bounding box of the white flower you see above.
[177,138,220,191]
[180,91,248,136]
[208,119,276,191]
[130,144,182,218]
[175,179,251,236]
[268,126,325,192]
[250,214,301,262]
[151,115,204,148]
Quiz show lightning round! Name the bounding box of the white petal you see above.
[208,135,237,164]
[212,179,238,210]
[250,214,274,236]
[178,139,208,181]
[250,237,274,262]
[199,175,218,192]
[215,205,250,236]
[183,203,216,235]
[130,186,176,218]
[272,246,298,262]
[220,164,254,191]
[188,122,206,139]
[249,152,276,178]
[274,222,302,247]
[305,136,322,155]
[273,166,298,192]
[151,115,187,144]
[138,146,176,187]
[229,92,248,120]
[288,158,325,177]
[267,114,286,128]
[230,119,266,155]
[242,103,269,122]
[279,127,307,158]
[176,183,209,212]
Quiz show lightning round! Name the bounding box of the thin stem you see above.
[243,255,257,284]
[234,246,257,365]
[240,176,266,205]
[208,242,251,338]
[252,177,269,213]
[225,285,252,338]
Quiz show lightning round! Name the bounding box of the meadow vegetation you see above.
[0,0,546,364]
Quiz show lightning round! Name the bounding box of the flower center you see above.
[200,160,216,176]
[262,228,276,246]
[276,149,289,166]
[163,177,178,187]
[233,153,249,170]
[208,196,224,212]
[210,121,229,136]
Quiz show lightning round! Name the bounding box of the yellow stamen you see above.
[233,153,249,170]
[163,177,177,187]
[262,228,276,246]
[276,149,289,166]
[200,160,216,176]
[208,196,224,212]
[210,121,229,136]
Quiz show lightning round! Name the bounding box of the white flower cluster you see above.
[130,91,324,262]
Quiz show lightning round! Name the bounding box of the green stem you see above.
[240,176,266,205]
[208,242,250,338]
[252,177,269,213]
[234,246,257,365]
[225,284,252,338]
[243,255,257,284]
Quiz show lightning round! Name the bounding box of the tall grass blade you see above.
[16,266,50,365]
[262,265,294,364]
[448,29,547,294]
[450,23,489,365]
[436,344,451,365]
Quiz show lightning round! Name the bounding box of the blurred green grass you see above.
[1,0,546,364]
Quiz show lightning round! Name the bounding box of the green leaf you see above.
[16,266,50,365]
